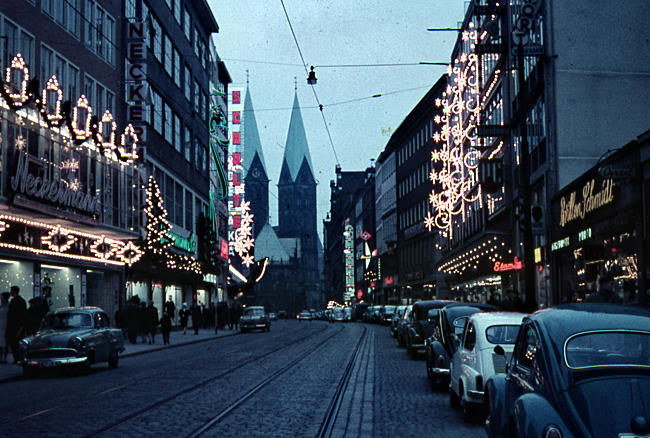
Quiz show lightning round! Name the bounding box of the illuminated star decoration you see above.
[42,226,77,252]
[116,241,144,266]
[90,235,118,260]
[233,200,255,267]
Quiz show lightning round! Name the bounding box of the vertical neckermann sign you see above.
[126,21,147,150]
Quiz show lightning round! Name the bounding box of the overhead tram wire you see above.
[279,0,340,167]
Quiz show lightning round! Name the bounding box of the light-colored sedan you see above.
[297,310,312,321]
[449,312,526,422]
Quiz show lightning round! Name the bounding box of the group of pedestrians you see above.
[116,296,163,345]
[0,286,30,364]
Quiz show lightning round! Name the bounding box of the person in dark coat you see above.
[24,298,45,337]
[7,286,27,363]
[125,296,140,344]
[146,301,159,344]
[179,303,190,334]
[164,297,175,325]
[160,311,172,345]
[138,301,148,343]
[191,304,202,335]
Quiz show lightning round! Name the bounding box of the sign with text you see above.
[126,20,147,148]
[559,179,615,227]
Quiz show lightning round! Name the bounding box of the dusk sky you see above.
[212,0,466,240]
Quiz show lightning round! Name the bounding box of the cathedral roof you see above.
[254,223,291,263]
[281,91,314,182]
[242,86,267,179]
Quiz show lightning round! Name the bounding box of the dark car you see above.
[485,304,650,438]
[379,305,397,326]
[396,305,413,348]
[405,300,453,359]
[18,307,124,375]
[239,306,270,332]
[277,310,288,319]
[425,303,498,389]
[390,305,407,338]
[351,303,369,322]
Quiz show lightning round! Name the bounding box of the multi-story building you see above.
[323,166,367,305]
[0,1,138,318]
[374,147,398,304]
[123,0,230,312]
[393,76,447,303]
[353,168,376,304]
[430,0,650,309]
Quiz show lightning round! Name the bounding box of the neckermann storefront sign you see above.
[559,178,615,227]
[11,153,102,215]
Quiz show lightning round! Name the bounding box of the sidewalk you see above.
[0,326,240,383]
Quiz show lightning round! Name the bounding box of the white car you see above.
[449,312,526,422]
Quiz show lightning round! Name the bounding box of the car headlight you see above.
[69,337,84,349]
[18,339,30,350]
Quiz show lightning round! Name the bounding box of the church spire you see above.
[280,90,314,183]
[242,85,267,179]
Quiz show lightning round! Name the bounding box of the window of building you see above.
[84,1,115,65]
[164,103,173,145]
[184,126,191,162]
[175,182,183,226]
[185,189,193,230]
[183,8,191,41]
[42,0,80,37]
[125,0,137,18]
[184,66,191,101]
[174,0,181,24]
[151,89,163,133]
[173,48,181,88]
[2,18,35,70]
[194,80,200,113]
[174,114,181,153]
[151,14,162,62]
[165,0,172,11]
[164,34,172,76]
[165,174,174,222]
[194,138,202,171]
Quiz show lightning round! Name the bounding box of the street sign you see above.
[512,45,544,57]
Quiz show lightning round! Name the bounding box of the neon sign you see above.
[493,256,523,273]
[559,179,615,227]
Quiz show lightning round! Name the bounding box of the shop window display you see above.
[0,260,33,298]
[41,265,81,310]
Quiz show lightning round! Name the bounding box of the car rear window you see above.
[565,331,650,369]
[485,325,520,344]
[45,312,92,328]
[245,308,264,316]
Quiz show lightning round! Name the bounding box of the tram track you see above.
[84,324,346,438]
[184,326,368,438]
[0,323,329,429]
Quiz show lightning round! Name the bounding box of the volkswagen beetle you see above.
[18,307,124,376]
[485,304,650,438]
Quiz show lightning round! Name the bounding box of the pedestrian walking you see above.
[191,303,202,335]
[146,301,159,344]
[179,303,189,335]
[138,301,148,344]
[125,297,140,344]
[6,286,26,363]
[0,292,9,363]
[164,297,175,324]
[160,311,171,345]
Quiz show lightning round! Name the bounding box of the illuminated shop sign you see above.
[559,179,615,227]
[578,228,592,241]
[344,221,354,302]
[167,231,197,254]
[493,256,523,273]
[126,21,147,145]
[551,237,570,251]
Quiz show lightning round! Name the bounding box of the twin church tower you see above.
[239,86,320,311]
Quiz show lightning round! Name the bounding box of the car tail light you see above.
[544,426,562,438]
[475,375,483,391]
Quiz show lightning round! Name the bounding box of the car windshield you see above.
[565,331,650,369]
[44,312,92,329]
[245,308,265,316]
[383,306,396,314]
[485,325,520,344]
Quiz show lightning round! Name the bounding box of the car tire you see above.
[426,357,438,389]
[398,334,405,348]
[449,384,460,408]
[408,343,418,360]
[108,350,119,369]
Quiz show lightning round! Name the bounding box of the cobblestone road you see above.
[0,321,486,438]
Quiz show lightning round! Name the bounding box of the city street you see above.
[0,321,485,438]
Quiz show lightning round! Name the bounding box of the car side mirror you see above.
[493,345,505,356]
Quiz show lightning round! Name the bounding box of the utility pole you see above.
[516,43,537,312]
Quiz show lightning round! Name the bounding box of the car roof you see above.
[412,300,454,319]
[51,306,102,313]
[246,306,264,309]
[468,312,527,331]
[530,304,650,341]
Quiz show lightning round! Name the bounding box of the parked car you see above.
[297,310,312,321]
[396,305,413,347]
[390,305,407,338]
[425,303,498,389]
[18,307,124,376]
[485,304,650,438]
[277,310,288,319]
[330,307,346,322]
[268,312,278,321]
[240,306,270,332]
[379,305,397,326]
[352,302,369,322]
[342,307,352,322]
[405,300,453,359]
[449,312,526,422]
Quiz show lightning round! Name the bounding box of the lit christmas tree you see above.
[143,175,172,263]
